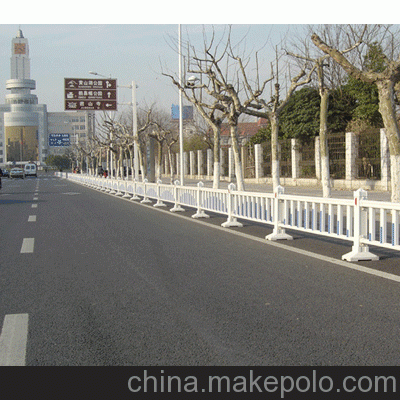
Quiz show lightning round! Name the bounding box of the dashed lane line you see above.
[20,238,34,253]
[0,314,29,366]
[28,215,36,222]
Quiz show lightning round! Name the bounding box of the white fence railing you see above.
[57,172,400,262]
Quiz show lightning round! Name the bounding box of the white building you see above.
[0,28,95,166]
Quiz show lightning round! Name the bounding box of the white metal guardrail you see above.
[57,172,400,262]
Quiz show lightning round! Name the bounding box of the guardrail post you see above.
[140,179,152,204]
[115,179,124,196]
[392,210,400,246]
[122,180,131,198]
[109,178,117,195]
[221,183,243,227]
[266,185,293,240]
[342,188,379,261]
[100,177,107,191]
[130,178,141,201]
[154,179,166,207]
[192,182,209,219]
[170,180,185,212]
[93,178,98,189]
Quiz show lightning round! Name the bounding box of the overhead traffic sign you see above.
[64,78,117,111]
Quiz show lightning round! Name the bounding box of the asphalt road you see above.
[1,174,400,366]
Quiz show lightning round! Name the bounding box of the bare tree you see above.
[147,107,178,180]
[94,107,153,181]
[238,47,316,190]
[164,26,254,190]
[311,25,400,202]
[286,25,365,197]
[93,112,119,177]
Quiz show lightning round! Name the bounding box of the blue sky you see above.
[0,2,383,115]
[0,23,295,113]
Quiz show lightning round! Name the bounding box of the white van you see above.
[24,163,37,177]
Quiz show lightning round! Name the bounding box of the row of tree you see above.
[61,24,400,202]
[161,24,400,201]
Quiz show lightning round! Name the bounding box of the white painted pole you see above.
[132,81,139,181]
[178,24,184,185]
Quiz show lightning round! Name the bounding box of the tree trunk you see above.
[128,147,134,181]
[376,80,400,202]
[212,125,221,189]
[168,147,174,182]
[319,90,331,197]
[156,141,162,180]
[137,144,145,181]
[133,136,145,181]
[230,125,245,191]
[106,149,110,176]
[270,115,280,190]
[119,148,123,178]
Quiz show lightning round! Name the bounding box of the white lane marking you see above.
[0,314,29,366]
[20,238,34,253]
[33,197,38,201]
[28,215,36,222]
[31,204,37,208]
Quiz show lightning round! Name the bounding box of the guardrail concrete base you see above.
[342,245,379,261]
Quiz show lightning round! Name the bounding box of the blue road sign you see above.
[49,133,70,147]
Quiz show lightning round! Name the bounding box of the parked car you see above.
[24,163,37,177]
[1,169,10,178]
[10,167,24,179]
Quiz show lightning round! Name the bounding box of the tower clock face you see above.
[14,43,26,54]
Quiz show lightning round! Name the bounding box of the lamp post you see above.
[118,81,139,181]
[178,24,184,185]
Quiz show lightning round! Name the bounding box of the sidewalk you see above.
[159,177,392,202]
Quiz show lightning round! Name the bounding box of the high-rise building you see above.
[0,28,95,166]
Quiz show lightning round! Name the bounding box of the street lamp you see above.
[89,71,111,79]
[186,75,199,87]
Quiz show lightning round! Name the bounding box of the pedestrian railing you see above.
[58,173,400,262]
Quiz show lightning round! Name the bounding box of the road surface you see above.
[1,174,400,366]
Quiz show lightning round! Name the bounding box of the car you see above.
[1,169,10,178]
[24,163,37,177]
[10,167,24,179]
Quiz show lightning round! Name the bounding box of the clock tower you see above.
[11,28,30,79]
[2,28,45,163]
